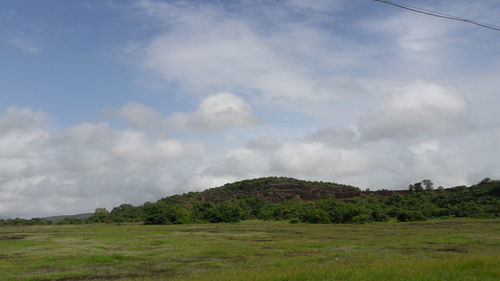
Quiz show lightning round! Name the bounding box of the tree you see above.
[143,202,166,225]
[480,178,492,184]
[88,208,110,223]
[110,204,142,222]
[422,179,434,191]
[413,182,424,192]
[143,202,189,225]
[408,182,424,192]
[163,205,190,224]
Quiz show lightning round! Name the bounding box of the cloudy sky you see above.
[1,0,500,218]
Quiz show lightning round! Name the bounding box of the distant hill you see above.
[161,176,361,204]
[3,177,499,226]
[43,213,93,221]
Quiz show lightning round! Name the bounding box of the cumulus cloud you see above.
[0,108,204,218]
[359,81,471,140]
[270,142,371,178]
[167,92,259,131]
[2,106,498,218]
[114,92,258,132]
[0,107,47,134]
[198,136,374,188]
[196,126,500,192]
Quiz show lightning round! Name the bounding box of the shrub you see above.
[204,202,244,223]
[299,206,331,224]
[370,208,389,222]
[352,214,371,224]
[397,210,427,222]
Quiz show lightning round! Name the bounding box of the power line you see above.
[374,0,500,32]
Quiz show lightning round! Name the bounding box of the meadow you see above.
[0,219,499,281]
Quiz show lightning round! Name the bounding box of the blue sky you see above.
[1,0,500,218]
[1,1,160,126]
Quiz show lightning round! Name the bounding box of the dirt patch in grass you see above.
[437,247,467,253]
[394,245,468,254]
[149,268,178,275]
[226,237,273,242]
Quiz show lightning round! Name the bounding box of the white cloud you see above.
[203,148,269,178]
[0,108,204,218]
[167,92,259,131]
[113,130,203,164]
[198,137,374,188]
[140,8,276,90]
[359,81,471,140]
[113,92,259,132]
[1,106,498,219]
[0,107,46,134]
[270,142,371,177]
[113,103,166,132]
[136,0,369,114]
[197,125,500,192]
[305,127,356,147]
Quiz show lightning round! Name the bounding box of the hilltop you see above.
[163,177,360,204]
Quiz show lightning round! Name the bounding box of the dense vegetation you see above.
[1,177,499,226]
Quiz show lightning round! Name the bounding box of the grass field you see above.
[0,219,499,281]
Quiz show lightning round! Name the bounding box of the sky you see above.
[1,0,500,218]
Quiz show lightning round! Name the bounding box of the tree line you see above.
[1,178,499,226]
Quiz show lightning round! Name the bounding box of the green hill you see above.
[162,177,360,204]
[43,213,93,222]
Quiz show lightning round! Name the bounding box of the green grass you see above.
[0,219,499,281]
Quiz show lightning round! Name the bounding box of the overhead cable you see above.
[374,0,500,32]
